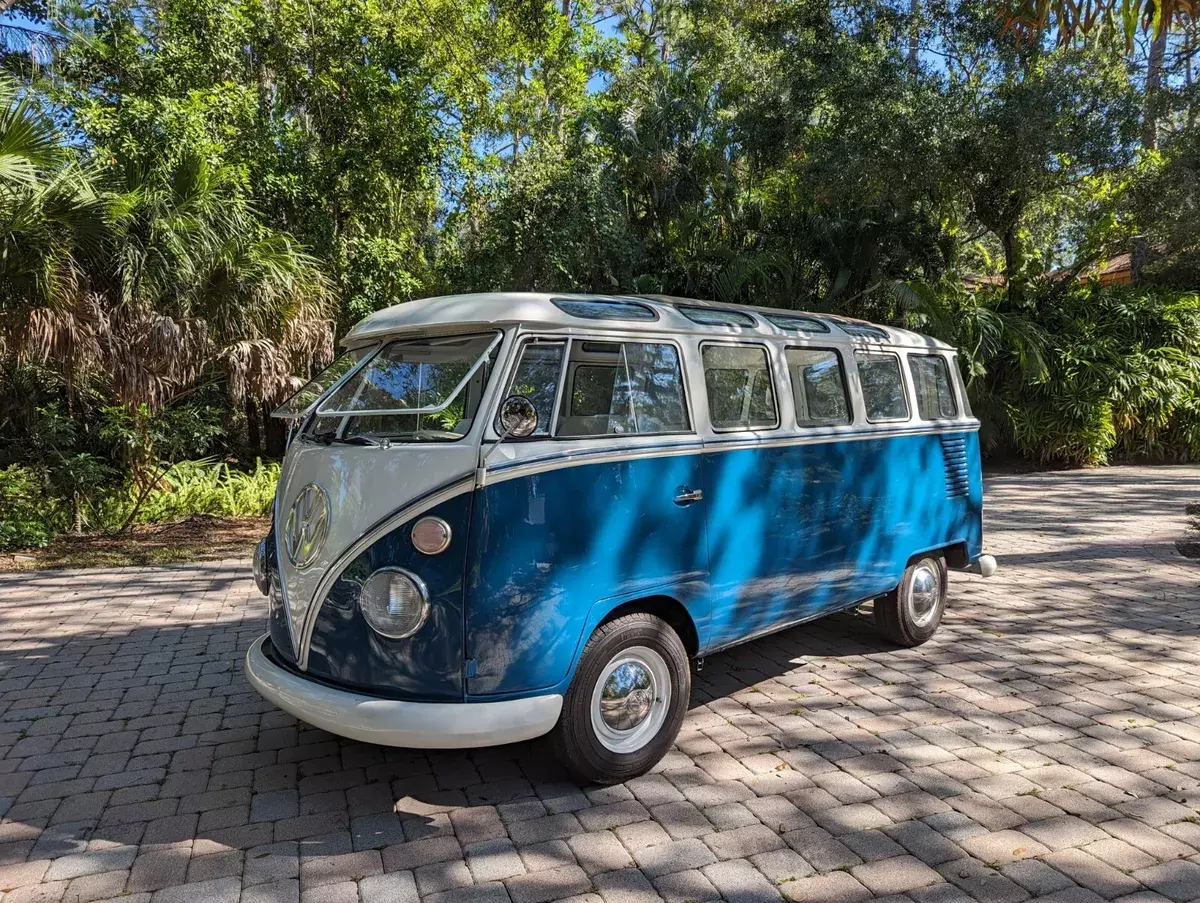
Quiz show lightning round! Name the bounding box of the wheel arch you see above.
[595,594,700,658]
[907,541,968,570]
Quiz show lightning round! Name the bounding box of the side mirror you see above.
[499,395,538,439]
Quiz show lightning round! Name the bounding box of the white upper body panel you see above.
[343,292,952,351]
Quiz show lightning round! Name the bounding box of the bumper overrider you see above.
[244,635,563,749]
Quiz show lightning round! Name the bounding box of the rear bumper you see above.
[244,634,562,749]
[969,553,998,578]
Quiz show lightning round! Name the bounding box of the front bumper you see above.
[244,634,562,749]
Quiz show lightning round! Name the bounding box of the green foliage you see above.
[0,0,1199,554]
[0,465,64,550]
[922,284,1200,467]
[98,458,280,528]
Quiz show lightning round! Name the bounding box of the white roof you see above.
[343,292,953,351]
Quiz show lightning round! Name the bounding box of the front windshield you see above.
[272,347,374,419]
[305,332,500,444]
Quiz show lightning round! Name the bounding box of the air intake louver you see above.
[941,435,970,499]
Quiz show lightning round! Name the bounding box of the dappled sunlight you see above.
[1,466,1199,901]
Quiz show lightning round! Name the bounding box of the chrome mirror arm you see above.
[475,425,515,489]
[475,395,538,489]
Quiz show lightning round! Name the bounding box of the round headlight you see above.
[411,516,452,555]
[252,539,270,596]
[360,568,430,639]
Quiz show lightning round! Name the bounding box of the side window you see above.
[785,347,850,426]
[909,354,959,420]
[855,352,910,422]
[702,345,778,431]
[501,340,565,437]
[557,341,690,437]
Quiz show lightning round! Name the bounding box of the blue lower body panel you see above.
[463,429,982,699]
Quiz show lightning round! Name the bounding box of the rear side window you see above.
[909,355,959,420]
[557,341,689,437]
[501,340,566,437]
[855,352,910,422]
[785,348,850,426]
[702,345,778,430]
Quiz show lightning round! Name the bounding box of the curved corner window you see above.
[306,332,501,444]
[909,354,959,420]
[855,352,910,422]
[272,347,374,419]
[763,313,830,334]
[552,298,657,321]
[679,306,757,328]
[702,344,778,430]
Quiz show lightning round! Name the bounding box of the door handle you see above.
[674,487,704,506]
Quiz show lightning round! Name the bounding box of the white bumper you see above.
[244,634,563,749]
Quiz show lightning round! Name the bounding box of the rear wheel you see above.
[551,613,690,785]
[875,556,947,647]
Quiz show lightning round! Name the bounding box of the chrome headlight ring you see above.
[359,567,430,639]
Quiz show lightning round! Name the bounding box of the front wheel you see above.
[875,556,948,647]
[551,613,690,785]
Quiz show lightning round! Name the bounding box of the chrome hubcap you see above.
[909,562,940,627]
[590,646,671,754]
[600,662,654,731]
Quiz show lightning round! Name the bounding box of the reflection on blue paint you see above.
[294,429,982,705]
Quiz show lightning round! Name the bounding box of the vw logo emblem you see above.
[284,483,330,569]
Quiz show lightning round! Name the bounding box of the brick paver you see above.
[2,466,1200,902]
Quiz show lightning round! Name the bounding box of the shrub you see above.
[0,466,65,550]
[97,458,280,529]
[1010,285,1200,466]
[914,281,1200,467]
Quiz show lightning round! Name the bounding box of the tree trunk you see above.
[1187,27,1196,130]
[908,0,920,81]
[264,403,286,457]
[1144,22,1169,150]
[1003,227,1020,302]
[246,398,261,453]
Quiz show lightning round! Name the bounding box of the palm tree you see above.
[999,0,1195,44]
[0,79,113,378]
[0,77,335,494]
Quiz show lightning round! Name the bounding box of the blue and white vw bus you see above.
[245,293,996,784]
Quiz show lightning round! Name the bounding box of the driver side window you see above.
[499,340,566,438]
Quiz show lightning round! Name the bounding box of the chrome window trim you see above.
[699,340,781,433]
[854,350,913,424]
[549,337,573,438]
[906,351,960,422]
[315,331,504,418]
[291,416,981,666]
[783,344,853,429]
[492,335,570,441]
[490,332,696,442]
[280,344,380,425]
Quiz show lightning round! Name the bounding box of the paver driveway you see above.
[2,466,1200,903]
